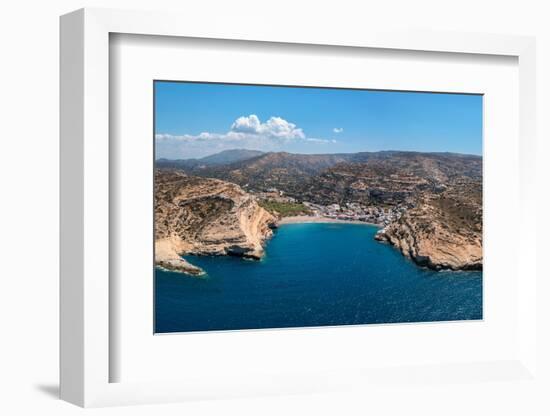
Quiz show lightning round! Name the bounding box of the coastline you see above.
[278,215,380,226]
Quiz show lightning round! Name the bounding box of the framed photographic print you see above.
[60,8,538,408]
[153,81,483,334]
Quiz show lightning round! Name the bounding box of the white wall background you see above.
[0,1,548,415]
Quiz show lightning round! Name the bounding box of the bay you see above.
[155,223,482,333]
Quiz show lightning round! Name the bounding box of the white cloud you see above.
[156,114,333,158]
[306,138,338,144]
[230,114,262,134]
[333,127,344,134]
[231,115,305,140]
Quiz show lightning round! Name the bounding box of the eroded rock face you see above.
[375,181,482,271]
[155,170,277,275]
[155,237,205,276]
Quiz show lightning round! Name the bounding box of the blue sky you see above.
[155,81,482,159]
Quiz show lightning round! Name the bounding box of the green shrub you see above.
[259,200,312,217]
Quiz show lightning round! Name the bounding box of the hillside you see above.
[157,151,356,194]
[158,150,481,205]
[300,152,481,206]
[199,149,265,165]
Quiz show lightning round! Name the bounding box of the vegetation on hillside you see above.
[258,200,312,217]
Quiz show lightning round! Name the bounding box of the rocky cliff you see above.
[375,181,482,270]
[155,170,277,275]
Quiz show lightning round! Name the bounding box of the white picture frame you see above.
[60,7,538,407]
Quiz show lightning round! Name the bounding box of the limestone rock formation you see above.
[375,181,482,271]
[155,170,277,275]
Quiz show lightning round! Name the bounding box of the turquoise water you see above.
[155,223,482,333]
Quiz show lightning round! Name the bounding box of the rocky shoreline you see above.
[155,170,277,276]
[374,192,482,271]
[155,237,206,276]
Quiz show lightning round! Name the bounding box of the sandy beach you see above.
[278,215,380,226]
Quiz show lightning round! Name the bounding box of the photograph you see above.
[153,81,483,333]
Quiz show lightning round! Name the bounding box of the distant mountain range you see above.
[156,149,265,169]
[158,149,480,169]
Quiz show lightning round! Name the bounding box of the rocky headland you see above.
[155,170,277,275]
[375,181,482,270]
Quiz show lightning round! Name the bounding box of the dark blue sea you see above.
[155,223,482,333]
